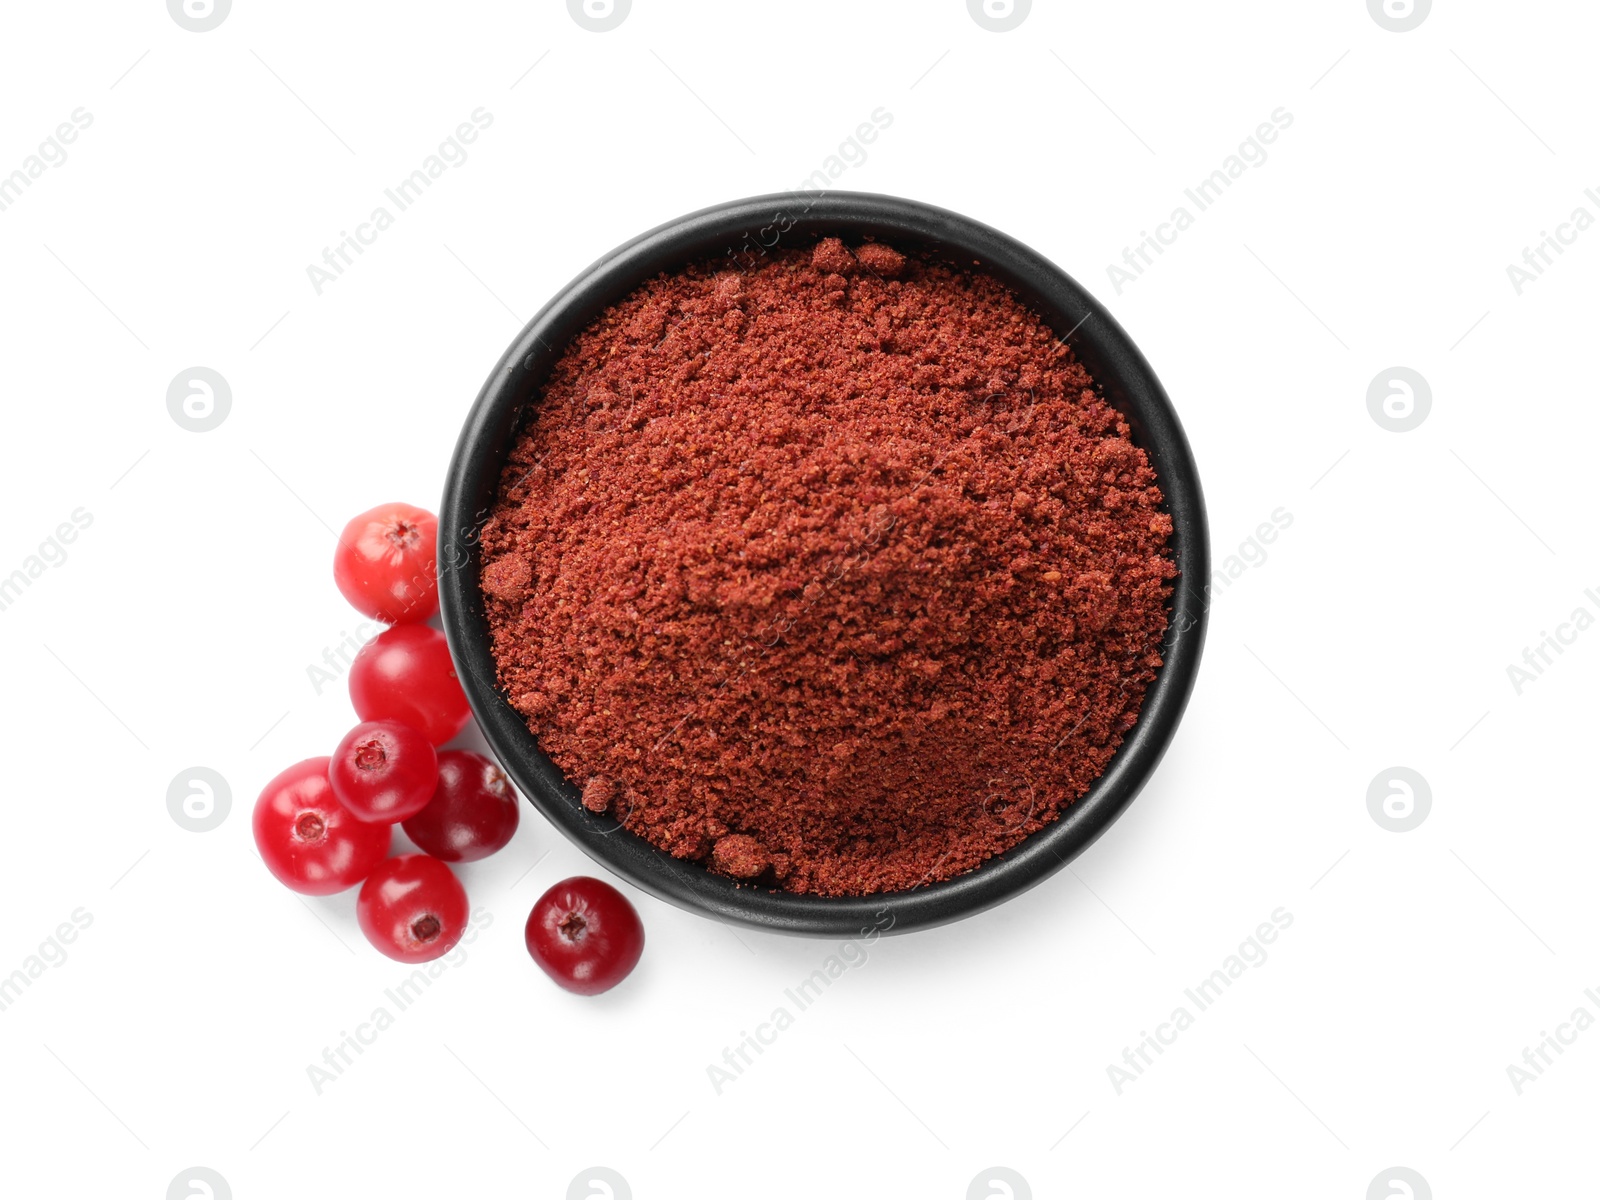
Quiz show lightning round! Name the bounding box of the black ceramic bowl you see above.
[439,191,1207,937]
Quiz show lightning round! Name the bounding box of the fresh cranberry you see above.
[349,624,471,746]
[329,720,438,824]
[253,758,390,895]
[356,854,469,963]
[402,750,520,861]
[333,502,439,624]
[525,877,644,995]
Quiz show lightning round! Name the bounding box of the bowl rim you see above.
[438,190,1209,937]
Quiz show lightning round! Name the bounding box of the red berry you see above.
[356,855,469,963]
[525,877,644,995]
[349,624,472,746]
[333,502,439,624]
[402,750,520,862]
[330,720,438,824]
[253,758,390,895]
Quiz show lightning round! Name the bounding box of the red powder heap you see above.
[479,237,1175,897]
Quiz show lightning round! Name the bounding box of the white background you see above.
[2,1,1594,1197]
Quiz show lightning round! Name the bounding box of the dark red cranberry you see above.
[525,877,644,995]
[402,750,519,861]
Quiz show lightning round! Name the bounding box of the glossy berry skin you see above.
[402,750,520,861]
[253,758,390,895]
[329,720,439,824]
[349,624,472,746]
[333,502,439,624]
[525,877,644,996]
[356,855,469,963]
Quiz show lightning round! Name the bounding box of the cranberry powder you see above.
[479,238,1175,896]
